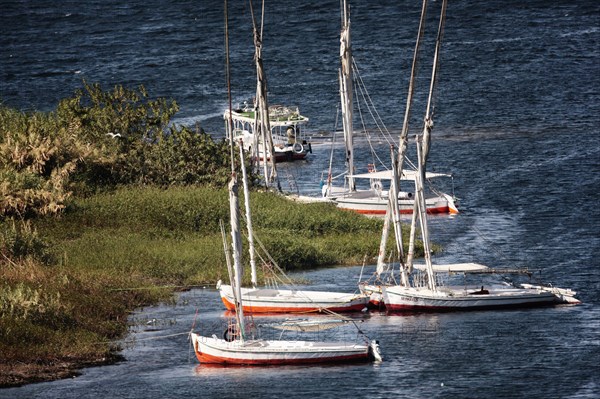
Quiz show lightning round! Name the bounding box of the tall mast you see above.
[228,175,247,338]
[225,0,246,340]
[224,0,235,176]
[415,137,436,291]
[421,0,447,166]
[239,144,257,287]
[249,0,278,190]
[401,0,428,275]
[389,147,408,286]
[407,0,447,274]
[378,0,428,279]
[398,0,428,177]
[339,0,355,191]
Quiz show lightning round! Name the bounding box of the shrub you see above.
[0,83,237,218]
[0,220,53,265]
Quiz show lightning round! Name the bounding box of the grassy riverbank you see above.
[1,186,419,387]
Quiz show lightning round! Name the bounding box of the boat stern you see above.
[368,340,383,362]
[443,193,460,214]
[520,284,581,305]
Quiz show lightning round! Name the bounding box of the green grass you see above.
[40,186,397,280]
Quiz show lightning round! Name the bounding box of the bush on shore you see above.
[0,82,235,219]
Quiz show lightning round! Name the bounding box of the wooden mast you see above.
[340,0,355,191]
[249,0,279,190]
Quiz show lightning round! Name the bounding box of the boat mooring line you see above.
[107,284,212,292]
[117,331,192,346]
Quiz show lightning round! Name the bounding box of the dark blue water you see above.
[2,0,599,398]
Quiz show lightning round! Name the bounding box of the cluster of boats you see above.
[189,0,580,367]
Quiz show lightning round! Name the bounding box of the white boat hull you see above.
[332,190,457,215]
[190,333,374,365]
[219,284,369,313]
[382,284,574,311]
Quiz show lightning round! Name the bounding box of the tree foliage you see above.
[0,82,234,218]
[0,107,96,217]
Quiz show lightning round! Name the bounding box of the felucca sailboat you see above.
[382,137,581,311]
[217,0,369,314]
[190,1,381,364]
[322,0,458,216]
[190,176,381,364]
[217,142,369,313]
[375,0,580,311]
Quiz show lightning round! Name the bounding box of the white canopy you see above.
[348,169,451,181]
[413,262,490,273]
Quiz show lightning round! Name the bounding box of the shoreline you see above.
[0,354,124,388]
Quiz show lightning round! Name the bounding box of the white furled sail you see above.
[339,0,354,191]
[250,0,278,188]
[238,144,257,287]
[228,175,246,339]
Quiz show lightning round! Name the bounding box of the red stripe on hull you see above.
[367,300,385,310]
[195,348,369,365]
[220,297,366,313]
[385,301,558,313]
[351,206,450,215]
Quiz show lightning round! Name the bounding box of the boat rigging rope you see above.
[353,81,382,170]
[318,307,372,340]
[352,59,395,144]
[326,103,341,185]
[352,60,393,171]
[237,211,367,311]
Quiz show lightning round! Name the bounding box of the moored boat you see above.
[319,0,457,216]
[219,68,369,315]
[383,284,579,312]
[360,0,580,313]
[224,103,312,163]
[190,332,379,365]
[329,170,458,215]
[382,263,580,312]
[218,282,369,314]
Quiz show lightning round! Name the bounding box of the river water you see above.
[1,0,599,398]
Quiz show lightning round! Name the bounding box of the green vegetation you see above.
[0,81,234,219]
[0,83,422,387]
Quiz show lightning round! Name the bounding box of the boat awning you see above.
[348,170,451,181]
[413,263,490,273]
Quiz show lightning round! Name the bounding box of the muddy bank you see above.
[0,354,123,388]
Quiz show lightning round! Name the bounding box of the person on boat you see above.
[223,324,238,342]
[287,126,296,144]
